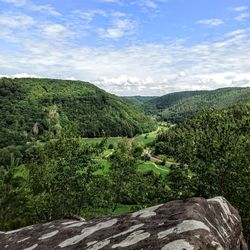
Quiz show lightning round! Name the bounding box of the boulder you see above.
[0,196,248,250]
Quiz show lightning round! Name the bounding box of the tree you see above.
[0,154,30,230]
[27,136,98,221]
[167,164,192,199]
[156,105,250,242]
[109,140,137,211]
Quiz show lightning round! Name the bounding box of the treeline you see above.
[122,96,156,111]
[1,98,250,244]
[143,87,250,123]
[144,90,207,114]
[0,136,176,231]
[0,78,156,148]
[155,104,250,242]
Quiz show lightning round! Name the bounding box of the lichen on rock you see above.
[0,197,248,250]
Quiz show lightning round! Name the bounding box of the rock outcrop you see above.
[0,197,248,250]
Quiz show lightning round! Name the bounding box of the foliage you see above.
[1,77,250,245]
[109,141,138,211]
[0,77,156,148]
[156,104,250,241]
[122,96,156,111]
[0,135,171,230]
[145,87,250,123]
[27,137,98,221]
[0,155,30,230]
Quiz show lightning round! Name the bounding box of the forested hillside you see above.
[122,96,156,110]
[0,78,156,148]
[155,104,250,242]
[145,87,250,123]
[1,79,250,243]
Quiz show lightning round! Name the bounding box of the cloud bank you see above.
[0,1,250,95]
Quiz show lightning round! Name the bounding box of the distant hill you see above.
[0,78,156,147]
[144,87,250,123]
[122,96,156,111]
[122,96,156,105]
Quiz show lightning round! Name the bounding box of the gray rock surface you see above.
[0,196,248,250]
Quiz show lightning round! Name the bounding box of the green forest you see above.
[0,78,250,244]
[155,104,250,242]
[0,78,156,148]
[142,87,250,123]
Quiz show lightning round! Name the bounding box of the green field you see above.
[83,126,162,147]
[82,133,157,147]
[89,126,172,176]
[133,131,158,145]
[133,125,169,146]
[94,159,111,175]
[137,161,170,176]
[82,204,141,218]
[82,137,123,146]
[94,159,171,176]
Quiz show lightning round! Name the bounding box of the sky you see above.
[0,0,250,96]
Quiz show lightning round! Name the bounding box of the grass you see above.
[111,204,140,216]
[82,204,141,219]
[82,137,123,146]
[133,130,158,146]
[133,125,169,146]
[102,149,113,158]
[137,161,170,176]
[82,124,167,148]
[93,159,111,175]
[89,125,173,176]
[94,159,171,176]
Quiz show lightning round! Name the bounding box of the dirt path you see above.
[151,162,169,172]
[127,137,135,145]
[143,148,178,166]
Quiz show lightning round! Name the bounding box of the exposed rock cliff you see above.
[0,197,248,250]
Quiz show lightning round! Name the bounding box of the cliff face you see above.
[0,197,248,250]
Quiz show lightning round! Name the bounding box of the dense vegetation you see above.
[122,96,156,110]
[144,90,207,114]
[0,135,170,230]
[155,104,250,242]
[0,77,165,231]
[1,78,250,246]
[144,87,250,123]
[0,78,156,148]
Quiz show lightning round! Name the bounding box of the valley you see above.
[0,78,250,245]
[83,125,177,176]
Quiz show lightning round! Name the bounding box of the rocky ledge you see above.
[0,196,248,250]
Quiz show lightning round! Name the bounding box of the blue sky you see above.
[0,0,250,95]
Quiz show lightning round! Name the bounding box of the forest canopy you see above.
[144,87,250,123]
[0,78,156,148]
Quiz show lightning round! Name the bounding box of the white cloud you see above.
[0,13,34,29]
[29,4,60,16]
[197,19,224,26]
[235,13,250,21]
[1,0,27,6]
[0,73,43,78]
[135,0,168,10]
[73,9,107,23]
[41,24,68,38]
[143,0,158,9]
[0,27,249,94]
[99,0,168,11]
[225,29,246,37]
[0,7,249,95]
[2,27,250,95]
[230,6,248,12]
[99,18,136,39]
[0,0,60,16]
